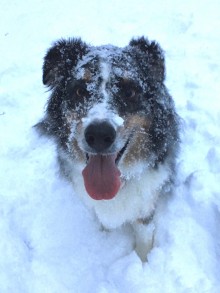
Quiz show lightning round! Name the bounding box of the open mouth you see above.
[82,139,129,201]
[85,139,129,165]
[115,139,129,165]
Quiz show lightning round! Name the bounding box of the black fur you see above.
[129,36,165,82]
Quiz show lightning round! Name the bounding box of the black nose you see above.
[84,121,116,153]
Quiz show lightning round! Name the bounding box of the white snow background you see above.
[1,0,220,292]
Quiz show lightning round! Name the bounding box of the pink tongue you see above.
[82,154,121,200]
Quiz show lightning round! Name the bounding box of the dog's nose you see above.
[84,121,116,152]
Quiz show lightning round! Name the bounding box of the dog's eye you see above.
[116,78,139,101]
[122,84,139,101]
[76,86,87,97]
[124,88,136,99]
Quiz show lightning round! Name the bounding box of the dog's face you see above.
[40,37,179,201]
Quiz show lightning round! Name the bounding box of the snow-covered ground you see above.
[1,0,220,292]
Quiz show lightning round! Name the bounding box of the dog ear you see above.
[43,38,88,88]
[129,36,165,82]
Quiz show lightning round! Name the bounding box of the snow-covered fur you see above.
[36,37,180,261]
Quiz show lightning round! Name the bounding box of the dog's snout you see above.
[84,121,116,153]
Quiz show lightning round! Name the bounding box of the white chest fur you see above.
[71,161,170,229]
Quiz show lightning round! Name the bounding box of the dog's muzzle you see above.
[82,119,122,201]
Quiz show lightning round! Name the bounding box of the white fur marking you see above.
[69,157,170,229]
[82,60,124,129]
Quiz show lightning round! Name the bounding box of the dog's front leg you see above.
[132,217,155,262]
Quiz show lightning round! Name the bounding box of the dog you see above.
[36,36,180,261]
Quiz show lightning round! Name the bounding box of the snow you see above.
[82,101,124,129]
[0,0,220,292]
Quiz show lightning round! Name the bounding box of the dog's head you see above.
[39,37,179,200]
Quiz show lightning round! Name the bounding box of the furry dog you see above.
[36,36,179,261]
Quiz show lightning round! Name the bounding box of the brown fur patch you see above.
[65,113,85,161]
[83,69,92,81]
[71,138,85,161]
[122,114,151,165]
